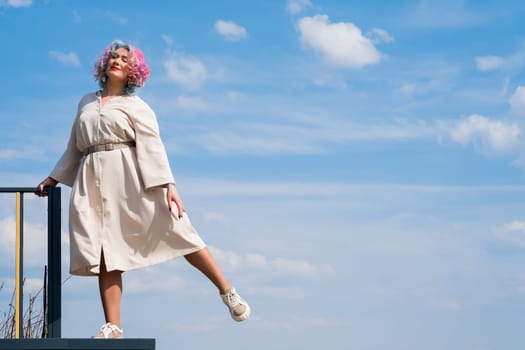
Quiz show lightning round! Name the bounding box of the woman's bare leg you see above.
[98,251,123,328]
[184,247,231,293]
[185,247,251,321]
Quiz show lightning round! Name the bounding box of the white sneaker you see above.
[91,322,124,339]
[221,287,251,322]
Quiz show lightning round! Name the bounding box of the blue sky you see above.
[1,0,525,349]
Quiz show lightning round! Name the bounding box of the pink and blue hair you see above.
[93,40,151,94]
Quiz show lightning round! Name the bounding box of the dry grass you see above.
[0,267,47,339]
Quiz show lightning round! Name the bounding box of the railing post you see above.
[47,187,61,338]
[15,192,24,339]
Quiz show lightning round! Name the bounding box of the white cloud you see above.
[190,117,436,155]
[287,0,312,15]
[209,246,335,278]
[192,126,321,155]
[224,91,245,101]
[0,0,32,7]
[164,55,209,90]
[171,315,351,333]
[367,28,395,44]
[104,11,127,25]
[48,51,81,67]
[450,114,521,153]
[254,317,352,331]
[161,34,173,46]
[474,45,525,73]
[312,73,348,88]
[126,267,187,293]
[272,257,335,277]
[214,20,248,41]
[173,95,208,111]
[248,286,305,300]
[297,14,381,69]
[475,55,505,71]
[202,211,229,225]
[179,178,505,199]
[397,78,448,97]
[0,147,45,160]
[72,10,82,23]
[407,1,482,28]
[399,83,417,96]
[495,221,525,248]
[509,86,525,116]
[24,278,45,295]
[0,217,47,266]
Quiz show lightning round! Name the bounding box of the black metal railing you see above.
[0,187,61,339]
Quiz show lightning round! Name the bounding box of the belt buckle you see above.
[105,143,114,151]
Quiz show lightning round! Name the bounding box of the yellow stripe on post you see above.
[15,192,22,339]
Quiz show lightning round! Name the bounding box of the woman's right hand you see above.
[36,177,58,197]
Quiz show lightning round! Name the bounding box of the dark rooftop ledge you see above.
[0,338,155,350]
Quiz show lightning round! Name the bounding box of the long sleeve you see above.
[129,98,175,190]
[49,117,82,187]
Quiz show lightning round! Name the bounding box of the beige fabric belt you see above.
[82,141,136,156]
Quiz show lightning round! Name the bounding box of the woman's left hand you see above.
[166,184,185,218]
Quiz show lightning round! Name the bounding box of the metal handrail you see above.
[0,187,61,339]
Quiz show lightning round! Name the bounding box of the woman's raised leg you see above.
[184,247,251,321]
[184,247,230,293]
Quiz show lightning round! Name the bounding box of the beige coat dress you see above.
[50,91,206,276]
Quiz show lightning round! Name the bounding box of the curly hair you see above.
[93,39,151,94]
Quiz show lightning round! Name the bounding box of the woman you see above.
[36,39,250,339]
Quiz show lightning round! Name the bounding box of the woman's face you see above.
[105,47,130,84]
